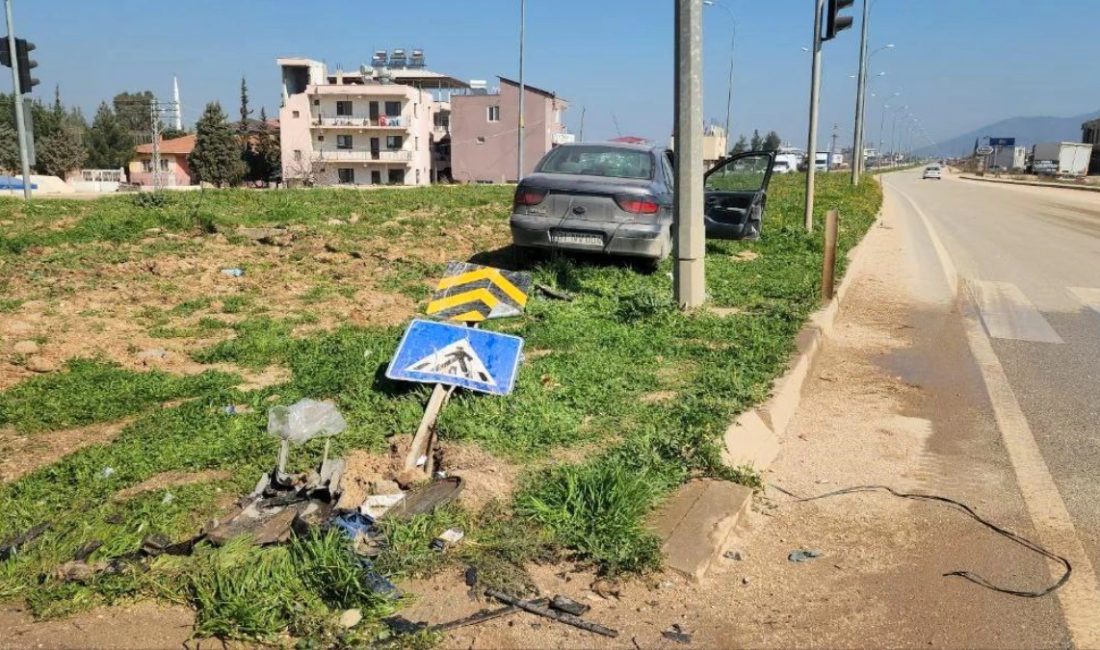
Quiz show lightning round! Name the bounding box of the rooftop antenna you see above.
[612,113,623,137]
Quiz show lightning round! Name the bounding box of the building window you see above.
[476,136,486,144]
[386,135,403,149]
[414,103,418,117]
[293,149,302,161]
[292,110,300,118]
[317,135,325,142]
[487,106,500,122]
[337,168,355,184]
[337,134,353,150]
[384,101,401,117]
[388,168,405,185]
[415,136,419,150]
[336,100,353,116]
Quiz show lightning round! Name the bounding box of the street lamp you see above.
[703,0,736,152]
[878,91,900,159]
[851,33,894,183]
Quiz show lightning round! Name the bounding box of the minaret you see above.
[172,76,183,131]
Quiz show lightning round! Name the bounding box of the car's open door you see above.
[702,150,776,240]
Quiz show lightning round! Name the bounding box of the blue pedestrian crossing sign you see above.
[386,319,524,396]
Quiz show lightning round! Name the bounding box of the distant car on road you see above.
[922,165,942,180]
[510,142,776,266]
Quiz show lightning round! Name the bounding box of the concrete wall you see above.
[451,82,567,183]
[128,154,193,186]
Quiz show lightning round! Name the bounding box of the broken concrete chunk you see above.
[338,608,362,629]
[788,549,823,563]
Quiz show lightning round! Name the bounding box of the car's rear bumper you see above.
[510,214,667,259]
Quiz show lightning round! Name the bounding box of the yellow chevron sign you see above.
[426,263,532,322]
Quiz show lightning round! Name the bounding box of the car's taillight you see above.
[514,188,546,207]
[615,195,660,214]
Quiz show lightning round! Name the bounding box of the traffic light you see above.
[0,37,9,68]
[823,0,855,41]
[14,38,38,94]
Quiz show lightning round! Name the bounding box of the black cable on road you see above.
[770,483,1071,598]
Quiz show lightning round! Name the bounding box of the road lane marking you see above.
[898,183,1100,648]
[892,186,957,297]
[1067,287,1100,316]
[967,279,1064,344]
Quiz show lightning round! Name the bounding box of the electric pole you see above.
[4,0,31,200]
[829,122,838,171]
[673,0,705,309]
[850,0,870,184]
[516,0,525,182]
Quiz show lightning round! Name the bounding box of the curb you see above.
[958,174,1100,193]
[653,197,885,580]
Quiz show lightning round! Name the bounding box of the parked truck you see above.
[1031,142,1093,177]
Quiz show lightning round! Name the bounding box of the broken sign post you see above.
[386,320,524,396]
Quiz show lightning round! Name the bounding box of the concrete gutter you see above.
[959,174,1100,193]
[652,190,885,580]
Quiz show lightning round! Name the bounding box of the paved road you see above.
[884,169,1100,647]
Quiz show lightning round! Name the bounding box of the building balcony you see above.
[311,149,412,163]
[313,114,407,128]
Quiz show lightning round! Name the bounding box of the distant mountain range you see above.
[916,110,1099,157]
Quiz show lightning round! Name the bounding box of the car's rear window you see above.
[538,146,654,180]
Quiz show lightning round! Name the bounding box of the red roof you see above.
[135,134,196,155]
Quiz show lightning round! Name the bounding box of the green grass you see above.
[0,173,882,641]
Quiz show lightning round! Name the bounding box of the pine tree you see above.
[85,102,134,169]
[259,106,267,124]
[239,77,252,132]
[749,129,762,151]
[762,130,781,151]
[730,135,748,155]
[189,101,245,187]
[36,129,87,177]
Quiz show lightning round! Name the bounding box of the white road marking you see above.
[968,279,1064,343]
[893,186,957,297]
[901,184,1100,648]
[1067,287,1100,316]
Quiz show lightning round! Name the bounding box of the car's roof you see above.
[556,141,662,154]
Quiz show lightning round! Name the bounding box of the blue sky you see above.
[16,0,1100,149]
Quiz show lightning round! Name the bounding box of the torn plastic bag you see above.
[267,399,347,445]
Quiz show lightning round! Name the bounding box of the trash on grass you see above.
[267,399,347,445]
[360,493,405,520]
[100,467,116,479]
[788,549,823,563]
[338,608,362,629]
[485,589,618,638]
[430,528,464,552]
[0,522,49,561]
[382,476,463,521]
[220,268,244,277]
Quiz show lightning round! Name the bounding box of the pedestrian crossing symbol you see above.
[386,319,524,395]
[406,339,495,387]
[426,262,532,323]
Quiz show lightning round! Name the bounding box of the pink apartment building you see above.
[451,77,571,183]
[278,56,465,187]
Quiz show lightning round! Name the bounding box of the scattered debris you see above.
[464,566,478,587]
[430,528,464,552]
[662,623,692,644]
[383,476,464,521]
[742,576,751,585]
[384,615,428,635]
[0,523,49,561]
[433,605,522,632]
[220,268,245,277]
[788,549,823,563]
[100,467,116,479]
[723,549,744,561]
[536,283,574,301]
[550,595,590,617]
[485,589,619,638]
[338,608,362,629]
[361,493,405,519]
[73,540,103,562]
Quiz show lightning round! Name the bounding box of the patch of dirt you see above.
[733,250,760,262]
[0,601,196,650]
[334,444,409,511]
[641,390,677,404]
[234,365,292,391]
[0,417,134,484]
[438,440,520,513]
[111,469,231,501]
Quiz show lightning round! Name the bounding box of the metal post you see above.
[850,0,870,184]
[878,101,888,158]
[516,0,525,182]
[673,0,705,309]
[5,0,30,201]
[803,0,824,232]
[150,101,161,192]
[890,108,899,165]
[723,24,735,152]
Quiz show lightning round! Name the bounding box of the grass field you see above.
[0,173,882,644]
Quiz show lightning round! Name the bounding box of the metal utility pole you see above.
[516,0,525,182]
[704,1,736,152]
[803,0,825,232]
[829,122,838,171]
[850,0,870,184]
[673,0,705,309]
[4,0,30,200]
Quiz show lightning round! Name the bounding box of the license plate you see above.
[550,232,603,247]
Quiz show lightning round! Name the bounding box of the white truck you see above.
[1031,142,1093,177]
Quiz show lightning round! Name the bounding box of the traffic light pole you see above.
[803,0,824,232]
[4,0,30,200]
[673,0,705,309]
[850,0,870,185]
